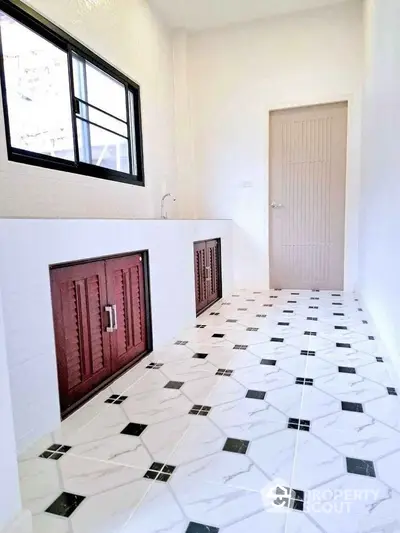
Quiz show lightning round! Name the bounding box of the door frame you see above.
[194,237,223,316]
[266,94,360,292]
[49,249,153,419]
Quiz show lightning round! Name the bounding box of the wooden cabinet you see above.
[194,238,222,315]
[50,252,150,415]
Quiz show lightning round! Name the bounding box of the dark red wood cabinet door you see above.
[194,241,208,314]
[105,254,147,372]
[206,239,220,305]
[50,261,112,412]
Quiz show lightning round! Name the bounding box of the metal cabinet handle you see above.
[105,305,114,333]
[112,304,118,331]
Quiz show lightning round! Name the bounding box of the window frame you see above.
[0,0,145,186]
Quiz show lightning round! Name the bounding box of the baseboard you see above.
[2,510,32,533]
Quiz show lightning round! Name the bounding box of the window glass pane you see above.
[77,118,129,174]
[0,12,74,160]
[77,102,127,137]
[128,90,137,175]
[72,54,126,121]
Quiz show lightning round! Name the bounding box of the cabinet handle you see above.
[105,305,114,332]
[206,265,211,281]
[112,304,118,331]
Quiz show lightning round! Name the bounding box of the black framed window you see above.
[0,0,144,186]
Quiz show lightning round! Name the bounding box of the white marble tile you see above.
[249,429,297,481]
[364,395,400,431]
[316,347,376,368]
[119,483,186,533]
[285,512,326,533]
[161,358,216,382]
[314,372,388,403]
[305,474,400,533]
[291,432,344,489]
[174,451,269,491]
[300,386,341,420]
[248,343,304,361]
[32,514,70,533]
[210,398,287,440]
[141,415,194,463]
[169,477,264,528]
[376,450,400,493]
[312,410,400,459]
[169,416,226,465]
[220,510,287,533]
[277,355,308,377]
[266,384,304,418]
[71,432,152,468]
[123,388,193,425]
[357,361,396,385]
[303,357,337,379]
[124,369,169,395]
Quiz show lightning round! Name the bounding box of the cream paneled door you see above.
[269,102,347,290]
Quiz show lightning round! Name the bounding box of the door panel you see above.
[105,254,147,372]
[269,102,347,290]
[206,239,220,305]
[194,241,208,314]
[50,261,111,412]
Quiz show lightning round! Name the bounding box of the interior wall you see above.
[0,289,22,532]
[185,0,364,289]
[358,0,400,371]
[0,0,178,219]
[0,218,232,453]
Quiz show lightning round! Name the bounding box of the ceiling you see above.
[148,0,354,31]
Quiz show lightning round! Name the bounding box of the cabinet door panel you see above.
[105,254,147,372]
[50,261,111,413]
[206,239,220,305]
[194,241,208,314]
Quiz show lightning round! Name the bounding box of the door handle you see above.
[112,304,118,331]
[105,305,114,333]
[205,266,211,281]
[271,202,283,209]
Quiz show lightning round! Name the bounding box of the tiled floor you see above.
[19,290,400,533]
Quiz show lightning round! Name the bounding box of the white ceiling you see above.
[148,0,354,31]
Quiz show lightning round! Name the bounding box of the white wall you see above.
[358,0,400,371]
[184,0,364,289]
[0,0,178,220]
[0,289,22,532]
[0,219,232,453]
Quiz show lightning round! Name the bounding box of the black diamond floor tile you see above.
[338,366,356,374]
[165,381,184,389]
[335,325,348,330]
[304,331,317,336]
[146,362,164,369]
[186,522,219,533]
[216,369,233,376]
[346,457,376,477]
[295,377,313,386]
[388,387,398,396]
[301,350,316,356]
[260,359,276,366]
[246,390,266,400]
[144,462,176,483]
[189,405,212,416]
[223,438,249,454]
[212,333,225,338]
[46,492,85,518]
[226,319,238,323]
[246,327,259,332]
[341,401,363,413]
[196,325,207,329]
[270,337,284,342]
[278,322,290,326]
[39,444,71,460]
[334,312,345,316]
[369,336,376,340]
[288,418,310,431]
[121,423,147,437]
[175,341,188,345]
[337,343,352,349]
[233,344,248,350]
[193,353,208,359]
[307,317,318,321]
[376,357,384,362]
